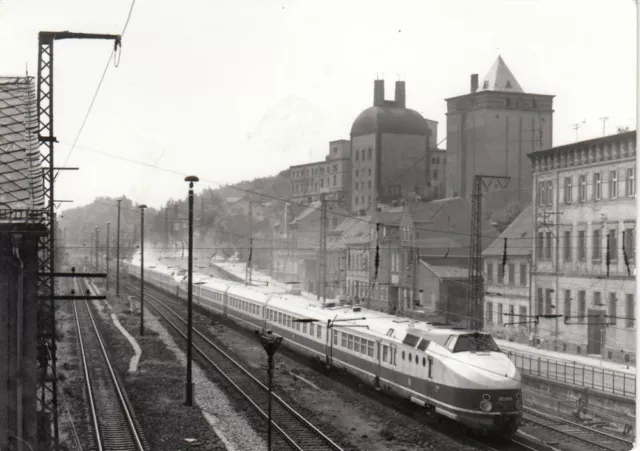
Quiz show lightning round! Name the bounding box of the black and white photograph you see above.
[0,1,638,450]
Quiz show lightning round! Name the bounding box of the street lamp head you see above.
[184,175,199,183]
[139,204,148,210]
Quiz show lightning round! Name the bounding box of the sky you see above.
[0,0,636,211]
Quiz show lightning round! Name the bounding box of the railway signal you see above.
[255,329,283,451]
[185,175,199,407]
[139,205,147,337]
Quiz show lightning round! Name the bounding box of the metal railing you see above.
[505,350,635,399]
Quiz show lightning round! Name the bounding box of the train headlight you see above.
[479,394,492,412]
[515,393,522,410]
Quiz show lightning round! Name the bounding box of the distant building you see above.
[289,140,351,207]
[445,56,555,215]
[482,205,533,339]
[529,130,636,363]
[350,79,441,213]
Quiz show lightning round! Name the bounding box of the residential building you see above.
[482,205,533,339]
[350,79,440,212]
[289,140,351,206]
[529,130,636,363]
[398,197,500,316]
[0,76,46,450]
[445,56,554,215]
[417,260,470,323]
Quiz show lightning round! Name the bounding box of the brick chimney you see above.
[395,81,406,108]
[470,74,479,93]
[374,79,385,106]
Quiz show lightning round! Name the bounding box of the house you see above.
[482,205,534,339]
[397,197,500,315]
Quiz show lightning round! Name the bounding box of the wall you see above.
[351,134,376,212]
[380,134,428,201]
[0,233,39,451]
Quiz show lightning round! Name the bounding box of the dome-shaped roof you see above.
[350,106,430,137]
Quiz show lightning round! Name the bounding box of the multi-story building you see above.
[529,130,636,363]
[350,79,440,213]
[289,140,351,206]
[482,205,533,339]
[429,149,448,201]
[445,56,555,215]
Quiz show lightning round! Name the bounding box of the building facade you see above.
[482,205,533,340]
[350,79,440,213]
[289,140,351,206]
[529,131,636,363]
[445,56,554,215]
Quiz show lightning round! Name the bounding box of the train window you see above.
[415,355,419,364]
[408,353,412,362]
[288,316,292,328]
[347,335,354,350]
[417,339,430,351]
[354,337,361,353]
[341,334,347,347]
[453,333,501,353]
[367,341,374,358]
[309,324,315,336]
[295,321,300,331]
[316,325,322,338]
[382,345,389,362]
[422,357,426,366]
[393,349,397,365]
[278,312,283,324]
[402,351,405,361]
[303,323,308,334]
[428,357,433,378]
[257,307,261,316]
[333,331,339,345]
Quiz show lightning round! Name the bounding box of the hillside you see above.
[58,170,290,267]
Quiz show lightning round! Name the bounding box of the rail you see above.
[523,407,634,451]
[505,350,635,398]
[123,278,344,451]
[73,279,146,451]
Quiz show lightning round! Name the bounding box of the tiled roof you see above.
[482,205,533,257]
[420,260,468,279]
[0,77,44,222]
[290,201,321,224]
[333,216,372,247]
[374,209,403,225]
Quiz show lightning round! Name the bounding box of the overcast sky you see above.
[0,0,636,211]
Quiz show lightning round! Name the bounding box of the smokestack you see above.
[471,74,479,93]
[395,81,406,108]
[374,79,384,106]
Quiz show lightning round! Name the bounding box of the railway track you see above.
[523,407,634,451]
[73,279,147,451]
[121,279,345,451]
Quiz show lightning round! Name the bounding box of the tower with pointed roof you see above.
[445,56,554,215]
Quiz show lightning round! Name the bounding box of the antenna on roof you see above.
[375,72,384,80]
[397,73,405,81]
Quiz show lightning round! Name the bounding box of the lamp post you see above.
[139,204,148,336]
[185,175,199,406]
[255,330,283,451]
[116,198,122,297]
[106,221,111,291]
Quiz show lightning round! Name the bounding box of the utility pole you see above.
[106,222,110,291]
[246,201,253,284]
[116,198,121,297]
[94,226,99,270]
[599,116,609,137]
[318,193,328,304]
[139,205,147,336]
[467,175,510,330]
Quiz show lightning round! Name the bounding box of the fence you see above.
[505,350,635,399]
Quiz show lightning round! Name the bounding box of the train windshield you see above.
[452,333,501,353]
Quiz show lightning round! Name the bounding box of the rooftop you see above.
[480,56,523,93]
[0,77,45,224]
[482,205,534,257]
[527,130,636,160]
[420,260,468,279]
